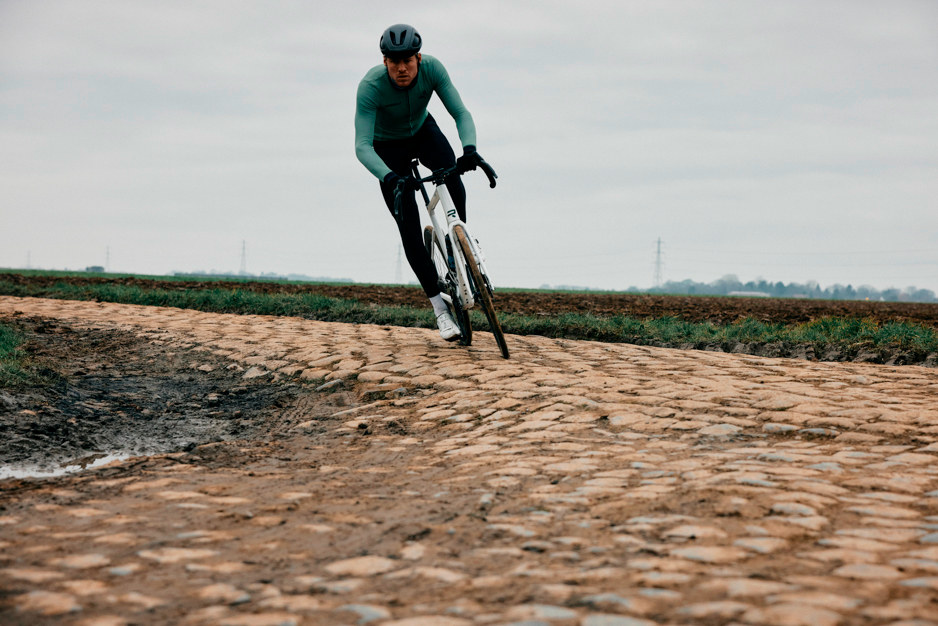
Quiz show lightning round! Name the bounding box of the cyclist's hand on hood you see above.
[456,145,484,172]
[384,171,419,192]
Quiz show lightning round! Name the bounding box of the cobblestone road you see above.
[2,297,938,625]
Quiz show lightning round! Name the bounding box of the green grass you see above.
[0,323,34,388]
[0,279,439,329]
[2,277,936,358]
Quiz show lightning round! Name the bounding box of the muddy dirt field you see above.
[0,316,305,475]
[4,272,938,326]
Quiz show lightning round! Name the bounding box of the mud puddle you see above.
[0,317,305,476]
[0,453,131,480]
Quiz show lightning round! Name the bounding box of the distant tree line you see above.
[646,275,937,303]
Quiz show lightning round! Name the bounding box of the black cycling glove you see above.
[384,171,419,221]
[456,145,484,172]
[384,171,419,192]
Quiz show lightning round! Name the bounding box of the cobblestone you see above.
[2,296,938,624]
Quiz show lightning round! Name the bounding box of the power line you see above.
[670,246,937,258]
[664,258,937,269]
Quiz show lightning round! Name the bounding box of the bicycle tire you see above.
[448,280,472,347]
[422,225,435,261]
[453,225,509,359]
[424,226,472,345]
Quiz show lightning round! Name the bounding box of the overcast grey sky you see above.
[2,0,937,293]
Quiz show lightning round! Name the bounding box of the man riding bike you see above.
[354,23,489,341]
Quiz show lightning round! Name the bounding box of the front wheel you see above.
[453,225,509,359]
[425,225,471,345]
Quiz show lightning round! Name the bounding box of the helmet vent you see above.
[380,24,422,56]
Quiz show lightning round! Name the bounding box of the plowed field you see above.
[4,273,938,326]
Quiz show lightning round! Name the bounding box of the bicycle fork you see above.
[426,185,475,310]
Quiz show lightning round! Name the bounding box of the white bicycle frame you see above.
[423,183,490,311]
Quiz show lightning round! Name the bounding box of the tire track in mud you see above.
[0,316,305,475]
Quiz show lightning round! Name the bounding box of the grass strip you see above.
[0,280,438,330]
[2,279,936,358]
[0,323,34,388]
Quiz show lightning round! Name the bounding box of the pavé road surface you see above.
[2,296,938,626]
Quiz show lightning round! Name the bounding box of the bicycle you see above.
[393,157,509,359]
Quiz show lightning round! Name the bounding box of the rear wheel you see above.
[424,225,471,345]
[453,225,509,358]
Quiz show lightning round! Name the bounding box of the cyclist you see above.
[355,23,488,341]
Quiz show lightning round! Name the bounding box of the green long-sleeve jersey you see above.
[354,55,476,180]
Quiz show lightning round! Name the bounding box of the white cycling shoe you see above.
[436,311,461,342]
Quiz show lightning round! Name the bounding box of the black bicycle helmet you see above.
[380,24,422,58]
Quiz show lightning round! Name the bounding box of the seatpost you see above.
[411,160,431,205]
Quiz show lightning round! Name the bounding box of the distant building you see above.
[85,266,105,273]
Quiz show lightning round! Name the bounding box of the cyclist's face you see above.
[384,53,421,87]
